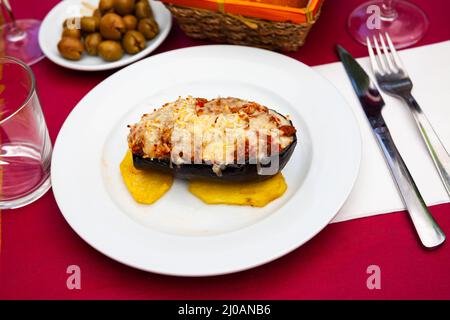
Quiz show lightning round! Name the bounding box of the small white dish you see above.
[51,45,362,276]
[38,0,172,71]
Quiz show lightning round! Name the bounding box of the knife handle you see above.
[374,126,446,249]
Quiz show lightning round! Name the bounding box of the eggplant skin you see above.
[132,134,297,182]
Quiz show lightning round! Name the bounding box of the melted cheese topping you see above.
[128,97,296,166]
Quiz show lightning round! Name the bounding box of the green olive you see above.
[93,9,102,19]
[99,13,126,40]
[98,40,124,61]
[123,15,137,30]
[99,0,114,14]
[84,32,103,55]
[134,1,152,19]
[122,30,146,54]
[137,18,158,40]
[58,37,84,60]
[80,16,100,33]
[62,27,81,39]
[114,0,135,16]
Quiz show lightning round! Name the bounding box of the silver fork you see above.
[367,33,450,197]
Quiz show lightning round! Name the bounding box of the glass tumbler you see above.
[0,56,52,209]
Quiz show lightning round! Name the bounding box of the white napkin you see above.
[311,41,450,223]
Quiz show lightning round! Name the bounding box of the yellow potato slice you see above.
[188,173,287,207]
[120,150,173,204]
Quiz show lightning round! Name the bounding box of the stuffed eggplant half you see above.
[127,97,297,182]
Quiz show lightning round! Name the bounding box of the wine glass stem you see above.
[381,0,398,21]
[2,0,26,42]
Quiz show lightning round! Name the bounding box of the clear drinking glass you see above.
[348,0,429,49]
[0,56,52,209]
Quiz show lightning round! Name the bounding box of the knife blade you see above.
[336,45,445,249]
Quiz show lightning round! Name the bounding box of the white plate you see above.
[38,0,171,71]
[52,45,362,276]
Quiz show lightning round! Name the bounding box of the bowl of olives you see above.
[39,0,172,71]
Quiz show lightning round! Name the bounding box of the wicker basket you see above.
[164,1,323,52]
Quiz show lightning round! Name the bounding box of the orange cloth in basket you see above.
[160,0,323,23]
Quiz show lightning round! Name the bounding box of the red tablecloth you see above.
[1,0,449,300]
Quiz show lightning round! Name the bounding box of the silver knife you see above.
[336,45,445,249]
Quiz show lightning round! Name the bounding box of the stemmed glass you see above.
[348,0,429,49]
[0,0,45,65]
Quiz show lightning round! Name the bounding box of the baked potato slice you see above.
[188,173,287,207]
[120,150,173,204]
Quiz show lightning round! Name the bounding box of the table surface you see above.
[1,0,449,299]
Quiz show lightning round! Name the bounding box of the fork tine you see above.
[366,37,381,75]
[372,35,387,74]
[385,32,406,73]
[379,33,397,73]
